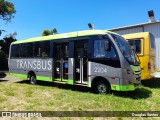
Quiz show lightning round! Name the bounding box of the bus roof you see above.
[122,32,150,39]
[13,30,118,44]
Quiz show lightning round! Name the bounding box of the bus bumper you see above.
[111,84,136,91]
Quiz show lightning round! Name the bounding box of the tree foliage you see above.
[42,29,51,36]
[0,0,16,21]
[0,0,16,70]
[0,32,17,70]
[51,28,58,35]
[0,50,8,70]
[0,30,5,36]
[0,32,17,55]
[0,0,16,36]
[42,28,58,36]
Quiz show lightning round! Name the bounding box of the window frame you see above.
[93,38,119,60]
[127,38,144,56]
[10,44,20,58]
[149,33,156,49]
[19,42,34,58]
[34,41,51,58]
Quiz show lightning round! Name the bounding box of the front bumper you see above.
[111,84,135,91]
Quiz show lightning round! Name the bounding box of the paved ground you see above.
[0,72,20,82]
[0,71,9,73]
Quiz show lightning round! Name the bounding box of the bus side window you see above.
[128,39,141,54]
[34,41,50,58]
[10,44,20,58]
[94,39,117,59]
[20,43,34,58]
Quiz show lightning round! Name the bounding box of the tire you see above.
[94,81,110,94]
[30,74,36,84]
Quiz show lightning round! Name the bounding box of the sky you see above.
[1,0,160,40]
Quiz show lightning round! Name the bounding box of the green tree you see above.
[0,0,16,35]
[1,32,17,55]
[0,0,16,21]
[0,30,5,36]
[42,29,51,36]
[0,50,8,70]
[0,32,17,70]
[42,28,58,36]
[0,0,16,70]
[51,28,58,35]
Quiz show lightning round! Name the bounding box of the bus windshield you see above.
[111,34,138,65]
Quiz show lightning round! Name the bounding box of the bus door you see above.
[54,43,69,81]
[74,41,88,84]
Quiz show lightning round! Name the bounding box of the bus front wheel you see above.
[94,81,110,94]
[30,75,36,84]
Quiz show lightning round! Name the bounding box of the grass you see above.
[0,73,160,119]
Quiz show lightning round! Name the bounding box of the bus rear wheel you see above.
[30,74,36,84]
[94,81,110,94]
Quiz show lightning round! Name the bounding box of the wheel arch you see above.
[27,71,36,79]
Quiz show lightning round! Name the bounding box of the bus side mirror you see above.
[105,41,111,51]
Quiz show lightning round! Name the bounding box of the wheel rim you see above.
[97,83,107,94]
[30,76,36,84]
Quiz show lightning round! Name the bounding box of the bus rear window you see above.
[10,44,20,58]
[128,39,141,54]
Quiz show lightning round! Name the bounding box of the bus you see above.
[123,32,156,80]
[9,30,141,94]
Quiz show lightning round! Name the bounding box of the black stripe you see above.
[89,59,121,68]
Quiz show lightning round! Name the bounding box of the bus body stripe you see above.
[111,84,135,91]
